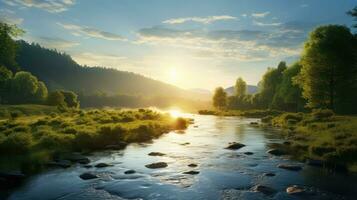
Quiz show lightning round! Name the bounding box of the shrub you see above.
[38,133,74,149]
[0,132,33,153]
[173,117,188,130]
[10,111,22,119]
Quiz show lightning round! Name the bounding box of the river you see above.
[7,114,357,200]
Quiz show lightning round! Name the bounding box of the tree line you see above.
[0,22,79,109]
[213,8,357,114]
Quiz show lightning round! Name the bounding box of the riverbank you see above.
[0,105,189,185]
[263,109,357,172]
[198,108,357,172]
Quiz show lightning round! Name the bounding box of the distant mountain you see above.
[225,85,258,96]
[15,41,209,101]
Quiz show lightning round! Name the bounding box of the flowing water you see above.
[7,114,357,200]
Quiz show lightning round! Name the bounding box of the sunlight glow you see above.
[168,109,182,118]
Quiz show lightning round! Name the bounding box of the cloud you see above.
[0,10,23,24]
[163,15,237,24]
[2,0,75,13]
[30,36,79,49]
[136,25,306,61]
[253,20,282,26]
[251,12,270,18]
[58,23,127,41]
[72,52,127,68]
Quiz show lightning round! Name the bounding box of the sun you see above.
[168,109,182,118]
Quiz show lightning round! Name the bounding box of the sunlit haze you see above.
[0,0,355,90]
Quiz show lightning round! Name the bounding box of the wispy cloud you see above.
[251,11,270,18]
[58,23,127,41]
[3,0,75,13]
[0,9,23,25]
[163,15,237,24]
[28,36,79,49]
[253,20,282,26]
[136,25,305,61]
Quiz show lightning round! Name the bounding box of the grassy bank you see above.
[198,109,282,118]
[263,109,357,172]
[0,105,189,174]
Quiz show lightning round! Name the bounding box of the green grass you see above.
[0,105,189,173]
[266,109,357,172]
[198,109,282,118]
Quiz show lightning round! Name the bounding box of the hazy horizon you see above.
[0,0,356,90]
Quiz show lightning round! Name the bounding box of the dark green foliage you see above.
[213,87,227,110]
[47,91,65,106]
[0,22,23,72]
[61,91,79,108]
[296,25,357,114]
[312,109,334,120]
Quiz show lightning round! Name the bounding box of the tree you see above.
[273,62,305,112]
[296,25,357,114]
[10,72,39,104]
[61,90,80,108]
[47,91,65,106]
[0,65,13,103]
[259,61,287,108]
[235,77,247,97]
[213,87,227,110]
[0,22,23,72]
[35,81,48,103]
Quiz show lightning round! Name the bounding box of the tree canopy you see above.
[213,87,227,110]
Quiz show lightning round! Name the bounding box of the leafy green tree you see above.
[296,25,357,113]
[10,72,39,103]
[61,90,80,108]
[35,81,48,103]
[213,87,227,110]
[259,61,287,108]
[0,22,24,72]
[47,91,66,106]
[0,65,13,103]
[273,62,305,112]
[348,6,357,29]
[235,77,247,97]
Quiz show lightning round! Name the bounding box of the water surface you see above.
[8,114,357,200]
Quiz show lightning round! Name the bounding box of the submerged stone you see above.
[286,185,306,195]
[95,163,111,168]
[183,170,199,175]
[267,148,286,156]
[263,172,276,177]
[225,142,246,150]
[79,172,98,180]
[145,162,168,169]
[188,163,198,167]
[124,170,136,174]
[278,164,302,171]
[244,152,254,155]
[252,184,276,195]
[47,160,71,168]
[148,152,166,156]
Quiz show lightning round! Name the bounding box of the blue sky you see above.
[1,0,356,90]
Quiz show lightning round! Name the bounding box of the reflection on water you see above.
[7,114,357,200]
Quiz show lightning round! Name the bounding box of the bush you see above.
[38,133,74,149]
[0,132,33,153]
[174,117,188,130]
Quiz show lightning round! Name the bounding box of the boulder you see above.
[188,164,198,167]
[95,163,111,168]
[278,164,302,171]
[267,149,286,156]
[263,172,275,177]
[286,185,306,195]
[79,172,98,180]
[124,170,136,174]
[183,170,199,175]
[225,142,245,150]
[148,152,166,156]
[244,152,254,155]
[145,162,168,169]
[252,185,276,195]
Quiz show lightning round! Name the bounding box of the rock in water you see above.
[244,152,254,155]
[183,170,200,175]
[124,170,136,174]
[252,185,276,195]
[47,160,71,168]
[63,153,90,164]
[148,152,166,156]
[145,162,168,169]
[286,185,306,195]
[95,163,111,168]
[267,149,286,156]
[79,172,98,180]
[278,164,302,171]
[225,142,245,150]
[188,163,198,167]
[263,172,276,177]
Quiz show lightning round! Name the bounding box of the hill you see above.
[15,41,208,102]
